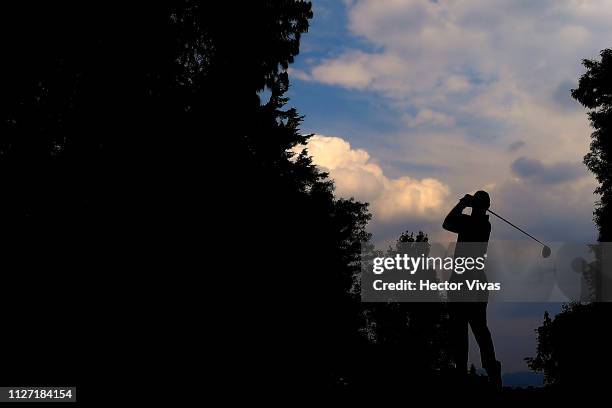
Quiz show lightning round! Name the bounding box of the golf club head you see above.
[542,245,552,258]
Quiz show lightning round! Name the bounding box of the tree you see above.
[361,231,452,388]
[526,49,612,397]
[525,311,556,385]
[527,303,612,390]
[201,1,377,390]
[572,49,612,241]
[1,1,377,393]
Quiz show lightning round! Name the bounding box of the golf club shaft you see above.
[487,209,547,247]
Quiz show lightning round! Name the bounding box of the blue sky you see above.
[286,0,612,377]
[288,0,611,246]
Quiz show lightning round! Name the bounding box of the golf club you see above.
[487,208,552,258]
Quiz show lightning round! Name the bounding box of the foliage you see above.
[1,1,375,390]
[527,302,612,389]
[572,49,612,241]
[362,231,453,385]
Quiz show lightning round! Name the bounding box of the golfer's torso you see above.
[449,216,491,301]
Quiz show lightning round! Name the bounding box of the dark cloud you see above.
[507,140,526,152]
[382,159,449,178]
[490,177,597,243]
[511,157,585,185]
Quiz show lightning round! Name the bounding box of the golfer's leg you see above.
[469,302,496,370]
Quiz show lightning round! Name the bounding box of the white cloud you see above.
[287,67,312,82]
[310,51,407,90]
[311,52,373,89]
[402,109,455,128]
[445,75,472,93]
[300,135,450,222]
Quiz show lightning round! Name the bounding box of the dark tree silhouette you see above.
[525,311,555,384]
[527,303,612,391]
[572,49,612,241]
[360,231,452,390]
[201,1,377,390]
[526,48,612,398]
[1,0,376,394]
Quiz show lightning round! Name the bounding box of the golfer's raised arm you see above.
[443,196,470,233]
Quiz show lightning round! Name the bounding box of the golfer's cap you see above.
[473,190,490,209]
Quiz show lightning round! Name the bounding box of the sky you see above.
[285,0,612,378]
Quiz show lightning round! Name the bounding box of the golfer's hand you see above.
[459,194,473,206]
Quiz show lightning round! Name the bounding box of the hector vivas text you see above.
[370,252,501,292]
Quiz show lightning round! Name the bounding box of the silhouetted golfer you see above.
[443,191,501,389]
